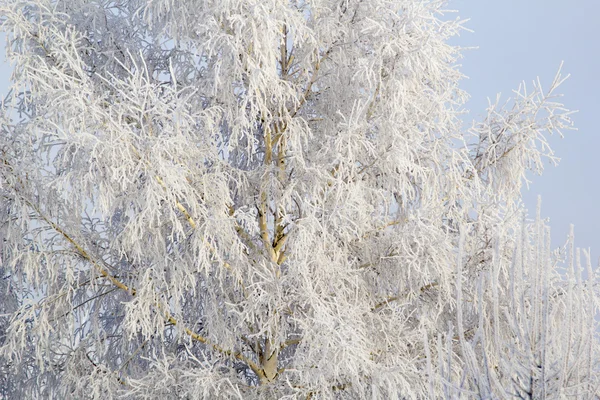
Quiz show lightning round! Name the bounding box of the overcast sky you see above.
[1,1,598,255]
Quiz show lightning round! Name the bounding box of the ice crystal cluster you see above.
[0,0,597,398]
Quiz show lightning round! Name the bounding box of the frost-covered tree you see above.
[0,0,598,398]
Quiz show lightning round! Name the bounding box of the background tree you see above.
[0,0,598,398]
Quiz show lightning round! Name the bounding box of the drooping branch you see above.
[1,171,264,382]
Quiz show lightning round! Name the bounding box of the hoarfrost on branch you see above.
[0,0,597,398]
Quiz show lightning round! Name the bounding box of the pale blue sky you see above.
[452,0,600,253]
[0,1,598,253]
